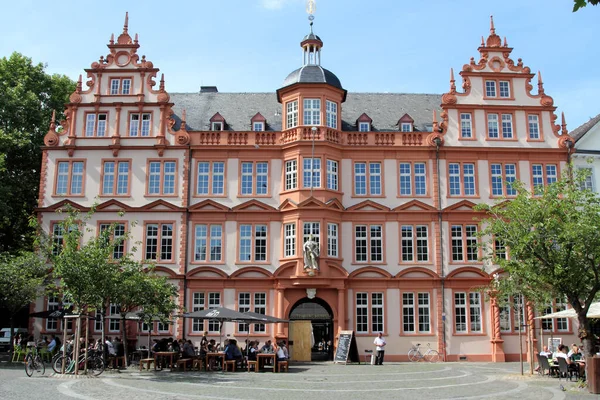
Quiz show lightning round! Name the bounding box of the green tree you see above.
[573,0,599,11]
[0,53,75,253]
[477,173,600,358]
[0,252,48,357]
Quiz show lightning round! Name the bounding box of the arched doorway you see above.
[289,297,334,361]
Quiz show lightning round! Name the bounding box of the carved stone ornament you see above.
[306,288,316,299]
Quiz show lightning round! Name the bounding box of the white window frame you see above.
[400,122,412,132]
[326,100,337,129]
[109,303,120,333]
[528,114,540,139]
[252,122,264,131]
[284,223,296,257]
[211,121,223,131]
[285,160,297,190]
[208,293,221,333]
[326,159,338,191]
[239,224,268,262]
[460,113,472,138]
[485,80,497,97]
[286,100,298,129]
[371,293,384,333]
[194,224,223,262]
[303,98,321,126]
[356,292,369,333]
[354,224,383,263]
[327,222,338,258]
[501,114,513,139]
[358,122,370,132]
[487,113,499,138]
[192,293,205,332]
[499,81,510,98]
[129,113,151,137]
[303,157,321,189]
[577,166,595,191]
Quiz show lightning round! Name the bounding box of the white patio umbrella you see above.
[535,302,600,319]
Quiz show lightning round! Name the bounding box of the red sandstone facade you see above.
[32,14,576,362]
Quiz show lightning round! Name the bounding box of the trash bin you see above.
[588,355,600,394]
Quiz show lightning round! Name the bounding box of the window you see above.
[303,222,320,250]
[237,293,267,333]
[451,225,478,262]
[326,100,337,129]
[371,293,384,333]
[110,78,131,95]
[196,161,224,196]
[400,122,412,132]
[192,293,205,332]
[499,81,510,98]
[355,225,383,263]
[399,162,427,196]
[326,160,338,191]
[55,160,85,196]
[501,114,513,139]
[490,163,517,197]
[46,296,59,331]
[284,223,296,257]
[101,160,130,196]
[253,293,267,332]
[238,292,251,332]
[253,122,264,131]
[208,293,221,332]
[454,292,482,333]
[401,225,429,262]
[494,238,507,260]
[286,100,298,129]
[303,158,321,188]
[532,164,558,191]
[285,160,297,190]
[303,98,321,126]
[241,161,268,195]
[577,167,595,191]
[109,304,120,332]
[460,113,473,138]
[194,224,223,262]
[85,113,107,137]
[485,80,496,97]
[129,113,151,136]
[327,223,338,258]
[487,113,499,138]
[448,162,476,196]
[528,114,540,140]
[402,292,431,333]
[356,292,384,334]
[145,223,174,261]
[94,311,103,332]
[541,298,569,333]
[239,224,267,262]
[359,122,370,132]
[99,223,126,259]
[51,224,65,256]
[211,122,223,131]
[354,162,382,196]
[148,160,176,195]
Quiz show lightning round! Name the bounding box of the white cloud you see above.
[260,0,299,10]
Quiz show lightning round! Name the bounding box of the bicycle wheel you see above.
[88,356,105,376]
[407,349,420,362]
[24,355,34,377]
[425,350,440,363]
[34,355,46,375]
[53,355,70,374]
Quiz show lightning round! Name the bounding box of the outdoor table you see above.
[154,351,177,370]
[257,353,276,372]
[206,352,225,371]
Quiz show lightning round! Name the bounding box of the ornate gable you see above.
[346,200,390,212]
[232,200,277,212]
[392,200,437,212]
[189,199,230,212]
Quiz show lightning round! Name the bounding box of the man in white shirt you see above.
[373,332,386,365]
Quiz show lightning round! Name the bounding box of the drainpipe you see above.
[433,137,447,361]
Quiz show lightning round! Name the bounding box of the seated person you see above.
[539,345,552,358]
[260,340,274,353]
[556,344,584,377]
[182,340,196,359]
[47,336,57,353]
[276,341,288,362]
[568,344,582,360]
[224,339,243,362]
[248,341,258,361]
[207,339,216,353]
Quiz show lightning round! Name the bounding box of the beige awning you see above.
[535,302,600,319]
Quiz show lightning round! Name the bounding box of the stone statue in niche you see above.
[303,235,319,275]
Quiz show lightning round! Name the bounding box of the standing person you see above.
[373,332,386,365]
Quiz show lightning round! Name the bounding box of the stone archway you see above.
[289,297,334,361]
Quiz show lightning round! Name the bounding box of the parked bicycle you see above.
[407,343,439,363]
[52,346,104,376]
[24,342,45,377]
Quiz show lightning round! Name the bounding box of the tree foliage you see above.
[477,170,600,356]
[0,251,49,354]
[573,0,600,11]
[0,53,75,253]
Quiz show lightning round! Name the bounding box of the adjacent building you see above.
[32,14,577,362]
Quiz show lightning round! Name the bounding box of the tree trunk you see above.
[74,316,81,375]
[577,312,595,357]
[121,315,128,368]
[100,309,106,364]
[8,315,15,363]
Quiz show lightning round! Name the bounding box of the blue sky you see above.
[1,0,598,129]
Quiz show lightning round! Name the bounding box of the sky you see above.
[1,0,598,129]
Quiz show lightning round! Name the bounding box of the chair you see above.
[364,349,374,364]
[277,360,289,372]
[113,355,127,369]
[225,360,237,372]
[193,358,205,371]
[247,360,258,372]
[537,354,551,377]
[11,346,24,362]
[139,358,155,371]
[39,347,52,363]
[177,358,192,372]
[556,357,576,381]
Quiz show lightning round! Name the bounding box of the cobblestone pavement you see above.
[0,361,597,400]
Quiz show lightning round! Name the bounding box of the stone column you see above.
[337,288,346,333]
[490,296,505,362]
[277,288,285,336]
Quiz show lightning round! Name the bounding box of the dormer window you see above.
[209,112,225,131]
[253,122,264,131]
[359,122,370,132]
[250,112,267,132]
[110,78,131,95]
[398,114,414,132]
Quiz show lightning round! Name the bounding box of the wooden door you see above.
[289,320,312,361]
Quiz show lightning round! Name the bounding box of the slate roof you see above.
[282,66,343,90]
[170,92,442,132]
[571,113,600,143]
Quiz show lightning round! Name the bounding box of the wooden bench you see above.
[193,358,205,371]
[277,360,288,372]
[224,360,237,372]
[177,358,192,372]
[139,358,155,371]
[247,360,258,372]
